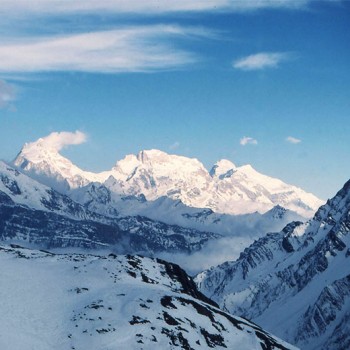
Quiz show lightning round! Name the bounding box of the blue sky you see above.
[0,0,349,200]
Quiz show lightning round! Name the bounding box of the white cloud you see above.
[38,131,87,151]
[233,52,289,71]
[0,0,333,16]
[0,79,16,109]
[157,236,254,275]
[240,136,258,146]
[0,26,207,74]
[286,136,302,144]
[169,141,180,150]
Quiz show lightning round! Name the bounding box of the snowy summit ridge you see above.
[14,136,323,217]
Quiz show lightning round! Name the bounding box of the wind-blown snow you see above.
[14,137,111,191]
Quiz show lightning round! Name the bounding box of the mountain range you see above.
[0,158,304,273]
[2,136,348,349]
[7,136,325,271]
[14,137,323,217]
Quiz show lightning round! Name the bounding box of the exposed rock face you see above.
[296,274,350,348]
[196,179,350,350]
[0,244,297,350]
[0,200,219,253]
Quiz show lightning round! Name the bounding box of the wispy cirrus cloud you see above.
[240,136,258,146]
[286,136,302,144]
[233,52,290,71]
[0,26,207,74]
[0,79,16,110]
[0,0,335,16]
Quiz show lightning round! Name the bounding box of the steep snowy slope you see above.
[13,136,323,217]
[0,244,297,350]
[0,160,102,220]
[196,179,350,350]
[14,138,110,191]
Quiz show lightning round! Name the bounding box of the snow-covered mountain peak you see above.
[108,149,213,208]
[136,149,205,169]
[16,138,60,163]
[264,205,287,218]
[112,154,139,176]
[112,149,209,183]
[137,149,171,163]
[14,138,78,178]
[13,137,110,192]
[210,159,236,179]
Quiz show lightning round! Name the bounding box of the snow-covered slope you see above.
[71,182,304,236]
[209,162,322,216]
[0,244,297,350]
[14,138,110,192]
[13,137,323,217]
[195,179,350,350]
[0,160,100,220]
[0,161,219,255]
